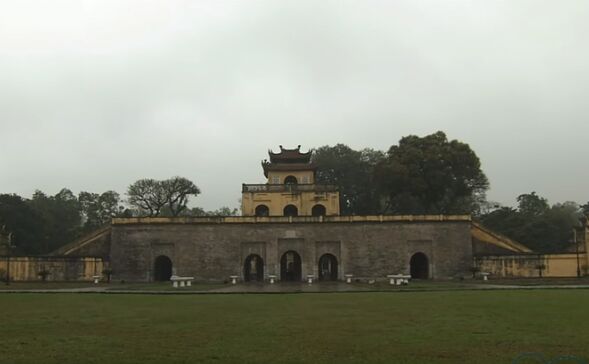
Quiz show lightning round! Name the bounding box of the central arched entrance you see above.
[284,175,298,185]
[244,254,264,282]
[318,254,338,281]
[154,255,173,281]
[283,205,298,217]
[410,252,429,279]
[280,251,302,282]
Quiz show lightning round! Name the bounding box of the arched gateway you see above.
[410,252,429,279]
[244,254,264,282]
[154,255,173,281]
[318,254,338,281]
[280,251,302,281]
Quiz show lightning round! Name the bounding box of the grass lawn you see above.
[0,281,227,291]
[0,290,588,364]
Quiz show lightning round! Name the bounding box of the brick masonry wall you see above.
[110,221,472,282]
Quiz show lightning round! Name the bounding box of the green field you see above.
[0,290,588,364]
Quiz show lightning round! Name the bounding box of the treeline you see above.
[480,193,588,253]
[0,177,235,255]
[0,189,125,255]
[312,131,489,216]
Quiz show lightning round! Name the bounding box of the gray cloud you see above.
[1,0,588,210]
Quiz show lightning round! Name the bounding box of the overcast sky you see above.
[1,1,587,211]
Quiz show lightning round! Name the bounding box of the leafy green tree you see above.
[0,194,44,254]
[313,144,385,215]
[375,131,489,215]
[188,206,239,216]
[79,191,124,231]
[581,202,589,217]
[28,189,82,253]
[480,194,584,253]
[516,192,549,217]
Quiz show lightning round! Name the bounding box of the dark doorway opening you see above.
[284,175,298,185]
[283,205,298,217]
[244,254,264,282]
[312,204,326,217]
[318,254,338,281]
[255,204,270,217]
[154,255,173,281]
[280,251,302,282]
[410,252,429,279]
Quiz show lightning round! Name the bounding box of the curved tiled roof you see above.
[268,145,312,163]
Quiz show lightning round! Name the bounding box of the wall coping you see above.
[476,253,588,260]
[112,215,471,225]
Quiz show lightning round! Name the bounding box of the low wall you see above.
[0,256,104,282]
[476,253,588,278]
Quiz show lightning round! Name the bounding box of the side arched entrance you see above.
[255,204,269,217]
[154,255,173,281]
[312,204,326,217]
[244,254,264,282]
[280,251,302,282]
[318,254,338,281]
[410,252,429,279]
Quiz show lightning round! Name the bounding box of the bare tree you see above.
[164,177,200,216]
[127,177,200,217]
[127,179,168,217]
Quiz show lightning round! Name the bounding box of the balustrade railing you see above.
[242,184,338,193]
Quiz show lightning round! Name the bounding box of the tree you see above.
[375,131,489,215]
[581,202,589,217]
[516,192,549,217]
[480,193,585,253]
[163,177,200,216]
[127,177,200,217]
[313,144,385,215]
[29,189,82,253]
[127,179,168,217]
[79,191,124,231]
[0,194,44,254]
[187,206,239,216]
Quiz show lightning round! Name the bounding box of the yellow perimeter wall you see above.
[0,257,104,281]
[476,253,588,278]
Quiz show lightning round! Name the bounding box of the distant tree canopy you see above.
[127,177,200,217]
[0,188,120,255]
[376,131,489,215]
[313,145,384,215]
[480,192,586,253]
[188,206,240,217]
[314,131,488,215]
[79,190,125,231]
[581,202,589,217]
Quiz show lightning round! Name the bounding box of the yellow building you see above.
[241,146,340,217]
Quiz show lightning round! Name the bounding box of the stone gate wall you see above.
[109,217,473,282]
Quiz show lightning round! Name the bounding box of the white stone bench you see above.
[92,275,101,284]
[229,275,239,284]
[387,274,411,285]
[344,274,354,283]
[268,275,276,284]
[480,272,490,281]
[307,274,314,284]
[170,275,194,288]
